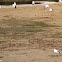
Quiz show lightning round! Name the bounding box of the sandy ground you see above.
[0,3,62,62]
